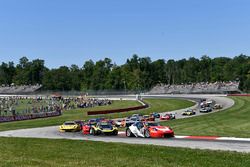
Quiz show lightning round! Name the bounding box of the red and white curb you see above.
[175,136,250,141]
[118,132,250,142]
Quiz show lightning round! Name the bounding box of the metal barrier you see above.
[87,102,149,115]
[0,110,62,123]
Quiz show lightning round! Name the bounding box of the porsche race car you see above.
[182,109,196,116]
[150,112,160,118]
[160,113,176,120]
[126,121,174,138]
[90,122,118,135]
[59,121,81,132]
[200,107,212,113]
[213,104,222,109]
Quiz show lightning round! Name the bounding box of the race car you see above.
[120,117,140,127]
[182,109,196,116]
[113,119,123,127]
[74,120,84,130]
[150,112,160,118]
[82,121,97,134]
[59,121,81,132]
[126,121,174,138]
[213,104,222,109]
[89,122,118,135]
[141,115,155,121]
[160,113,176,120]
[88,118,105,124]
[200,107,212,113]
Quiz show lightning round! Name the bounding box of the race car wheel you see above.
[126,128,134,137]
[113,130,118,135]
[144,129,150,138]
[90,128,95,135]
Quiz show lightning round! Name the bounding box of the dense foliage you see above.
[0,54,250,91]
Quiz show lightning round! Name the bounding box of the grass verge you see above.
[162,96,250,137]
[0,137,249,167]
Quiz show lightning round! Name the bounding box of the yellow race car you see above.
[182,109,196,116]
[59,121,81,132]
[90,121,118,135]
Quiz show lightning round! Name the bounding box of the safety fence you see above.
[0,110,62,123]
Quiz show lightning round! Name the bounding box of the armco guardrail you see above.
[0,110,62,123]
[87,101,149,115]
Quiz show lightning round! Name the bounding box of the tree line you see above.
[0,54,250,92]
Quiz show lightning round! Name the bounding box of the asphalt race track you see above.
[1,94,249,153]
[1,125,250,153]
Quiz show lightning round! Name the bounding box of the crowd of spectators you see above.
[0,96,61,116]
[0,96,113,117]
[148,81,240,94]
[0,84,42,94]
[60,97,112,110]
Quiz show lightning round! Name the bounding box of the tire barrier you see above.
[87,102,149,115]
[0,110,62,123]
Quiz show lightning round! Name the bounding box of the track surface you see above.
[1,126,250,153]
[1,95,247,153]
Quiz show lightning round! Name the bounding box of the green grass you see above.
[162,96,250,137]
[106,98,194,118]
[0,99,194,131]
[0,137,249,167]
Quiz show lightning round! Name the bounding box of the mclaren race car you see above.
[90,122,118,135]
[126,121,174,138]
[59,121,81,132]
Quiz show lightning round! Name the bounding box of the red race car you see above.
[160,113,175,120]
[145,122,174,138]
[126,121,174,138]
[82,121,97,135]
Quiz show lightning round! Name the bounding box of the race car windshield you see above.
[100,124,112,128]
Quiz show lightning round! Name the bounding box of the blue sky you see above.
[0,0,250,68]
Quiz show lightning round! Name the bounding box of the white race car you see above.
[126,121,174,138]
[126,121,148,137]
